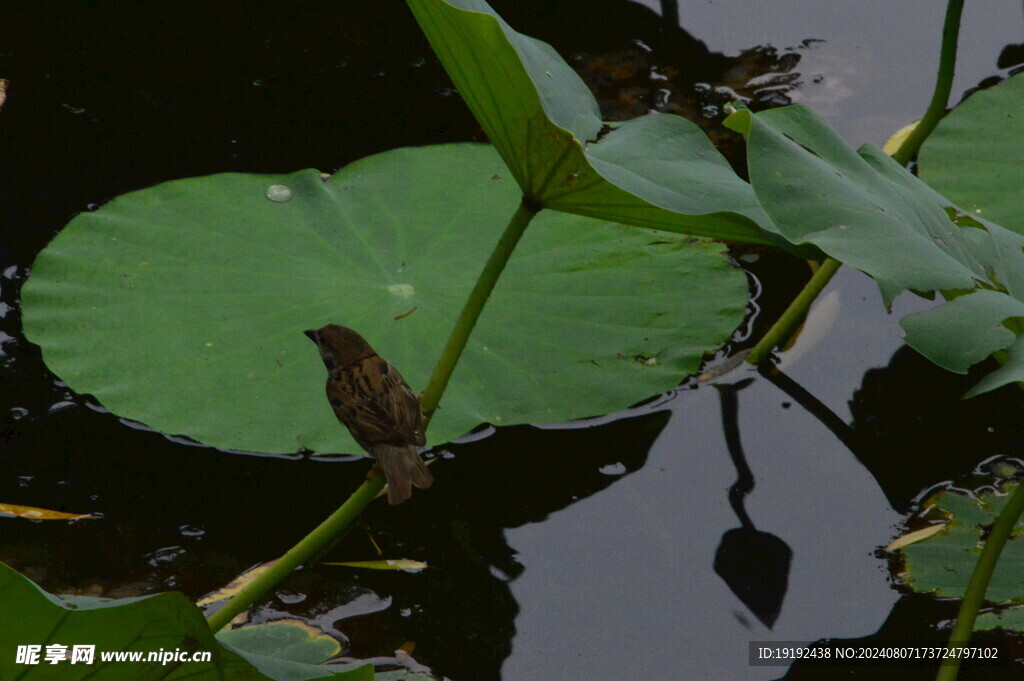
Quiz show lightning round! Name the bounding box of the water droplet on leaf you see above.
[266,184,293,202]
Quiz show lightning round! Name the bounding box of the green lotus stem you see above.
[745,258,842,366]
[207,473,385,632]
[891,0,964,166]
[935,481,1024,681]
[420,198,540,423]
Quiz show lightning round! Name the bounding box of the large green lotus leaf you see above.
[919,72,1024,236]
[895,485,1024,603]
[404,0,781,247]
[0,563,251,680]
[22,144,747,455]
[725,105,1024,396]
[0,561,372,680]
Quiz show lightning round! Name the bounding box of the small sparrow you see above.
[304,324,433,504]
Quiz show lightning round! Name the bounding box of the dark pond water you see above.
[2,1,1023,679]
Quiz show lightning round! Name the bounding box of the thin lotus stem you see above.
[207,473,385,632]
[745,258,841,366]
[935,481,1024,681]
[891,0,965,166]
[420,198,539,424]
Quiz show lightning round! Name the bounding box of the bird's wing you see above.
[330,357,424,447]
[378,361,427,447]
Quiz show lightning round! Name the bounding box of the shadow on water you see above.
[714,378,792,630]
[765,345,1024,515]
[0,395,674,680]
[352,411,672,679]
[849,346,1024,513]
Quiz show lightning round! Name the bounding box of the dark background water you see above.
[1,1,1023,679]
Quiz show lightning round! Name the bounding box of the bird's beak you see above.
[303,329,319,343]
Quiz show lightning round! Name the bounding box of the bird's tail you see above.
[373,444,433,505]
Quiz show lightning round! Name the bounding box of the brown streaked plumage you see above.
[304,324,432,504]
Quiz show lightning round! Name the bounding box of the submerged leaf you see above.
[883,523,947,552]
[198,561,275,607]
[22,144,748,455]
[326,560,428,572]
[0,502,95,520]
